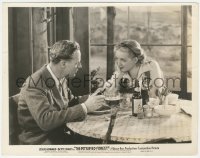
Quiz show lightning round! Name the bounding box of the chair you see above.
[9,93,20,145]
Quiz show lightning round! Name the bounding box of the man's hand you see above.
[84,89,105,113]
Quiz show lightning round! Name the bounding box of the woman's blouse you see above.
[104,60,164,91]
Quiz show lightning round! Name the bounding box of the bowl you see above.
[154,105,178,116]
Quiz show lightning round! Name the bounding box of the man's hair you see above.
[49,40,80,64]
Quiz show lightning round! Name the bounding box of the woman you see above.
[104,39,164,98]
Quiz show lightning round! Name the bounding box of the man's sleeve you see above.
[23,87,87,132]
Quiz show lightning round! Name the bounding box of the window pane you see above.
[129,6,181,45]
[129,6,149,44]
[143,46,181,91]
[90,46,107,90]
[114,6,128,42]
[90,7,107,44]
[187,47,192,93]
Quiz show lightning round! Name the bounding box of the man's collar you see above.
[46,64,64,87]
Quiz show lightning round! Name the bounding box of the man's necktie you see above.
[58,82,69,106]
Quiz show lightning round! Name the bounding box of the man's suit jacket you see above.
[18,65,87,145]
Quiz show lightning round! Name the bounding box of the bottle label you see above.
[133,99,142,114]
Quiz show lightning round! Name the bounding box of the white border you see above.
[0,1,199,157]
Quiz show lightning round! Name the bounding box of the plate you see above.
[89,109,111,115]
[88,105,111,115]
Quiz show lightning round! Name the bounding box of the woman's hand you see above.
[107,71,125,91]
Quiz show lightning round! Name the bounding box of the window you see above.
[89,5,192,99]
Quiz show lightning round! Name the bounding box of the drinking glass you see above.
[104,91,121,107]
[104,91,121,116]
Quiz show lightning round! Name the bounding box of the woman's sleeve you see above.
[149,60,164,89]
[146,60,164,98]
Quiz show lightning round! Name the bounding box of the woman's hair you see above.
[49,40,80,64]
[114,39,146,64]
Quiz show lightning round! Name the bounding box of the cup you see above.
[144,108,153,118]
[167,93,179,105]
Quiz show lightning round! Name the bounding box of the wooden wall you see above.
[9,8,32,96]
[9,8,48,96]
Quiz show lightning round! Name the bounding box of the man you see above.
[17,40,105,145]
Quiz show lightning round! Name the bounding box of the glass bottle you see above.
[119,78,132,109]
[132,80,143,117]
[141,76,150,105]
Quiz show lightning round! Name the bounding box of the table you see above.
[66,100,192,143]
